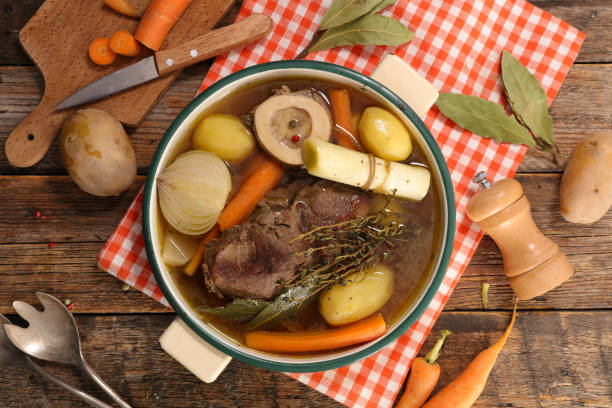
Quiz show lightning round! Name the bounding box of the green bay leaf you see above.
[247,284,321,330]
[197,298,268,320]
[320,0,383,30]
[501,50,555,147]
[311,14,414,53]
[435,93,536,147]
[371,0,396,13]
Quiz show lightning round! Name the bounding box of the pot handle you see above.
[160,318,231,383]
[370,54,439,119]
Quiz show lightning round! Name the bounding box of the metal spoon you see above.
[4,293,131,408]
[1,313,112,408]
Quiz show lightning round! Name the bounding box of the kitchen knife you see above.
[55,14,273,110]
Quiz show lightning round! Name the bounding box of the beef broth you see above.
[162,78,442,349]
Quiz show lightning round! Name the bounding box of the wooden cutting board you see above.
[5,0,236,168]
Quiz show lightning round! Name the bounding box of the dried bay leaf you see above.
[501,50,555,147]
[320,0,385,30]
[247,283,322,330]
[197,298,268,320]
[310,13,414,53]
[371,0,396,13]
[436,93,536,147]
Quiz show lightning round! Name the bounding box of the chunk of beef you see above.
[293,180,370,230]
[203,180,370,299]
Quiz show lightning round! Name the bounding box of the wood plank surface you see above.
[2,0,611,65]
[0,311,609,407]
[1,0,610,407]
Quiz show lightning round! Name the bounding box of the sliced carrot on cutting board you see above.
[109,30,141,56]
[88,37,116,65]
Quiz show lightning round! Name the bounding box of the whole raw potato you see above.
[59,109,136,196]
[559,133,612,224]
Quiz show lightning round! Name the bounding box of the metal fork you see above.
[4,293,131,408]
[1,313,113,408]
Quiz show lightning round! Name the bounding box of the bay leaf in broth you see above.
[247,284,322,330]
[197,298,268,320]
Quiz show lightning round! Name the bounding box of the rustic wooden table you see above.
[1,1,610,407]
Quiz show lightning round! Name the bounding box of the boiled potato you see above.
[319,263,394,326]
[559,133,612,224]
[60,109,136,197]
[193,114,255,162]
[369,195,404,225]
[358,107,413,161]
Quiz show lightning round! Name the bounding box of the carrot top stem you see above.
[425,329,451,365]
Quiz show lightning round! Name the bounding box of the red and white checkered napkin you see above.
[98,0,583,406]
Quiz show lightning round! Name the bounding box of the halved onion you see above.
[157,150,231,235]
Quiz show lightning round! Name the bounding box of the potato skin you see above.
[559,133,612,224]
[60,109,136,197]
[318,263,394,326]
[358,107,413,161]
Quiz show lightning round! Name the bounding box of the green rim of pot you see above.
[143,60,456,373]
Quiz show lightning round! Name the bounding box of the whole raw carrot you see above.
[329,89,362,151]
[104,0,140,18]
[422,302,518,408]
[134,0,192,51]
[396,330,451,408]
[110,30,141,56]
[246,314,386,353]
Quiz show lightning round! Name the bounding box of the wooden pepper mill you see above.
[466,172,574,300]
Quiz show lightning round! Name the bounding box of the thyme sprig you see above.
[281,208,408,290]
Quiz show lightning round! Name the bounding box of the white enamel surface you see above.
[148,67,450,366]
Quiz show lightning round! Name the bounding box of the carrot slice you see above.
[246,314,387,353]
[183,155,284,276]
[396,330,451,408]
[329,89,361,151]
[216,156,284,232]
[104,0,140,18]
[88,37,116,65]
[109,30,141,56]
[134,0,193,51]
[422,302,518,408]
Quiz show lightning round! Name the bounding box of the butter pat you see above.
[160,317,231,383]
[370,54,439,118]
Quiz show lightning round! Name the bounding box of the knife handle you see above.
[155,14,273,76]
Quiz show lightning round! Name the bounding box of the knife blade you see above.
[55,14,273,111]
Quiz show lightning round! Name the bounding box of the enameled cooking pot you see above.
[142,60,455,373]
